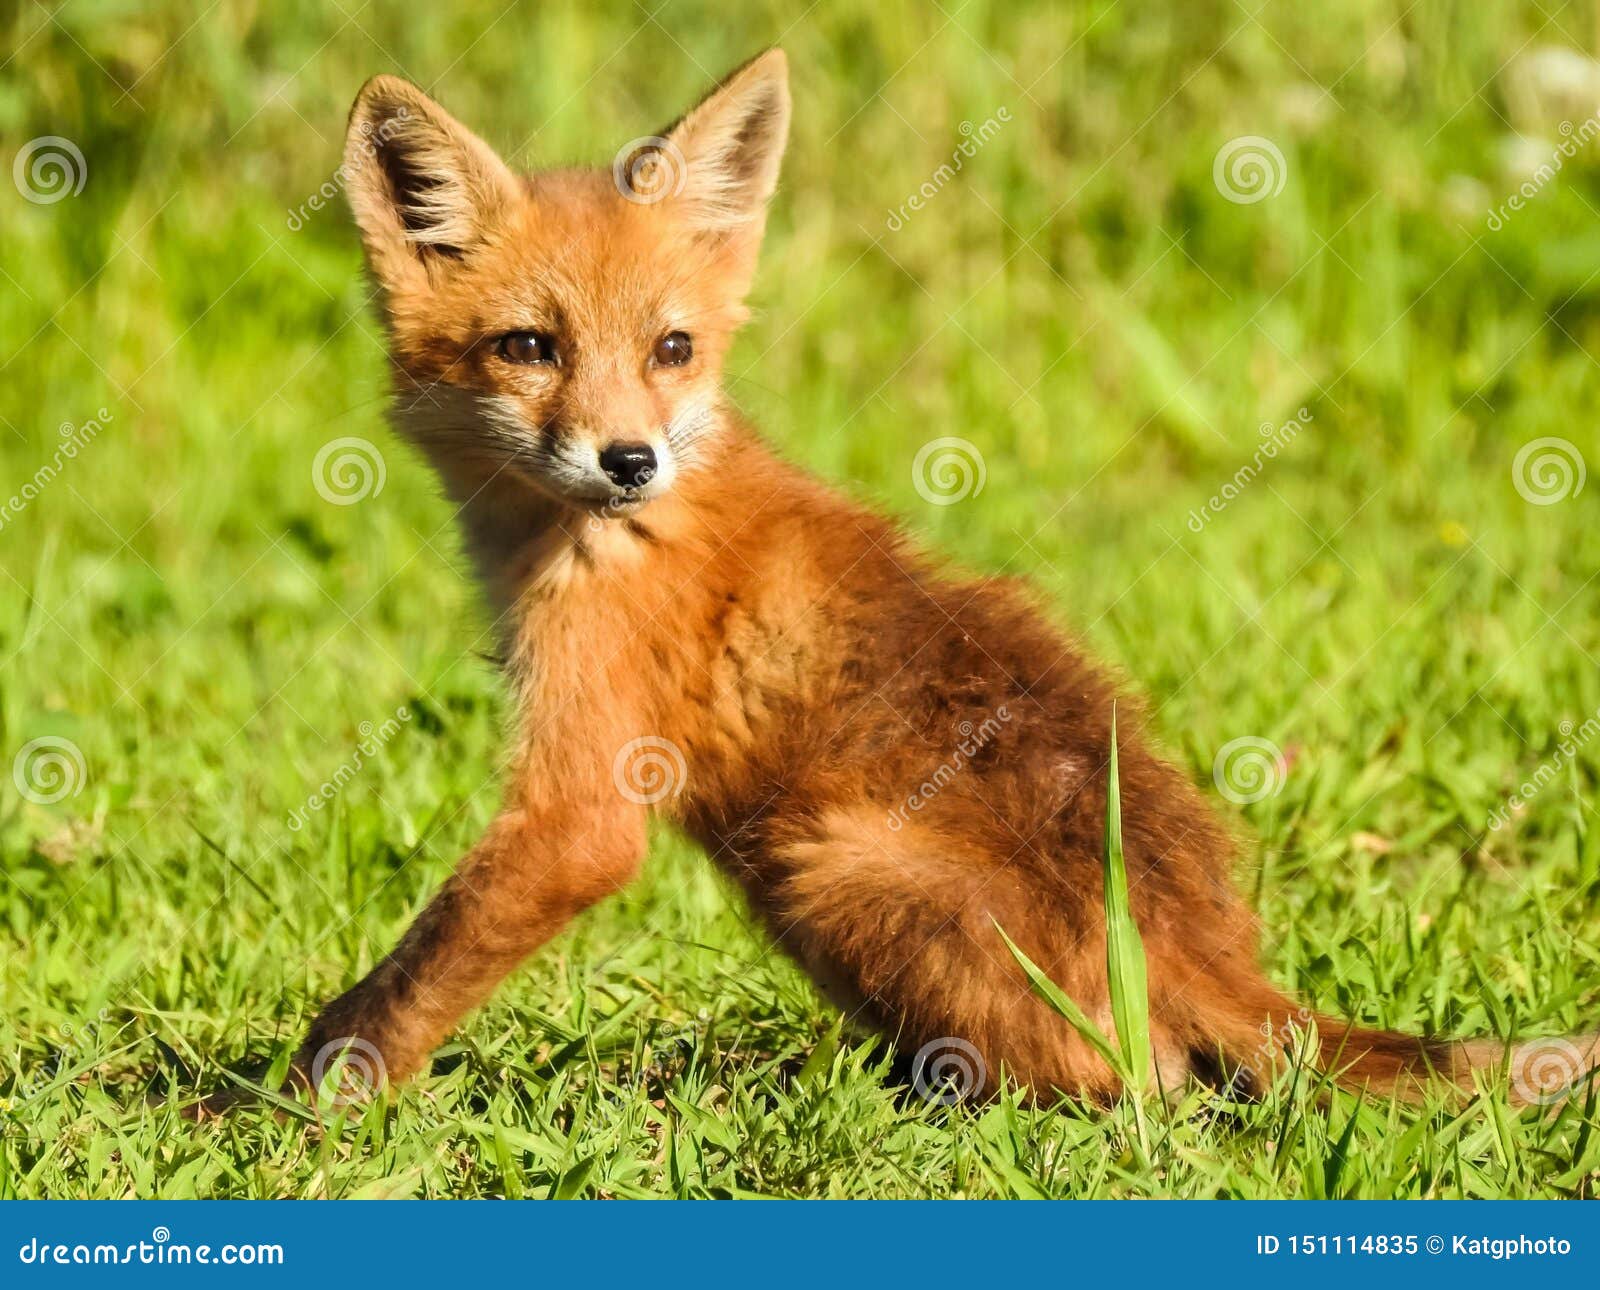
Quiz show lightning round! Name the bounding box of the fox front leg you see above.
[292,801,646,1101]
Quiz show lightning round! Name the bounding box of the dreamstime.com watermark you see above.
[310,1036,388,1108]
[1487,705,1600,832]
[911,1036,987,1105]
[1213,135,1287,204]
[652,1016,699,1060]
[887,707,1012,831]
[1511,436,1585,505]
[884,108,1012,232]
[13,136,87,204]
[1226,1006,1314,1095]
[612,135,689,205]
[1511,1037,1598,1106]
[613,735,688,805]
[912,436,987,505]
[1187,408,1311,533]
[18,1228,283,1267]
[286,106,409,230]
[312,436,386,505]
[9,1008,113,1104]
[286,707,410,831]
[12,735,87,805]
[587,467,657,532]
[0,408,112,535]
[1213,736,1288,805]
[1486,115,1600,231]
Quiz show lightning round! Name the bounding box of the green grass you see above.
[4,0,1600,1198]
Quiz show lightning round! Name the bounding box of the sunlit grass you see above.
[2,0,1598,1197]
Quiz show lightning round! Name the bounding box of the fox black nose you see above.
[598,442,657,488]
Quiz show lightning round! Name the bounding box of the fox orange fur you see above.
[273,51,1594,1112]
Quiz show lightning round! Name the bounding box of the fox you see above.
[251,49,1594,1114]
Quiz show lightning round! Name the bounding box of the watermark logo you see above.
[911,1036,987,1105]
[586,467,657,533]
[0,408,112,535]
[612,736,687,805]
[613,136,688,206]
[1488,707,1600,832]
[1187,408,1311,533]
[286,707,411,832]
[1213,136,1287,204]
[1486,115,1600,231]
[1212,735,1287,805]
[651,1017,696,1060]
[16,1226,283,1267]
[888,707,1011,831]
[310,1036,387,1108]
[12,1008,114,1102]
[1511,1037,1593,1106]
[312,436,386,505]
[287,106,410,231]
[1512,436,1585,506]
[13,136,87,204]
[884,108,1012,232]
[912,437,986,506]
[13,736,87,805]
[1236,1007,1316,1093]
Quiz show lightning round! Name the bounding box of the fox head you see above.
[343,51,790,515]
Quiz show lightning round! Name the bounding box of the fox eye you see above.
[497,332,557,365]
[653,331,693,367]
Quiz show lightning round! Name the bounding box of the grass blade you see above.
[1102,706,1151,1094]
[995,707,1155,1155]
[994,921,1125,1079]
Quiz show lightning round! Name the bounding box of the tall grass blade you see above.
[1102,706,1151,1094]
[994,921,1124,1077]
[996,709,1155,1157]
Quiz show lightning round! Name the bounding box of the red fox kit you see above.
[282,50,1593,1110]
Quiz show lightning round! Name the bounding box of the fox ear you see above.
[639,49,790,231]
[343,75,520,288]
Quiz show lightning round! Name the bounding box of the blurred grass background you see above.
[2,0,1599,1197]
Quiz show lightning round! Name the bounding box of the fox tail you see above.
[1199,962,1598,1106]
